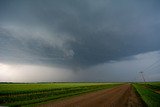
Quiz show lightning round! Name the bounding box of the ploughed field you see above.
[0,82,160,107]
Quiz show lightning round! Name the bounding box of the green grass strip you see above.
[133,84,160,107]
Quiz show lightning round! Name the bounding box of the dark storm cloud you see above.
[0,0,160,68]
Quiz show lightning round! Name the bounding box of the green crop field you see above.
[146,82,160,91]
[0,82,121,107]
[133,82,160,107]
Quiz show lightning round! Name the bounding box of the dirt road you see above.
[156,90,160,94]
[38,84,146,107]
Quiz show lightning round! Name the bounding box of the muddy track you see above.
[155,90,160,94]
[37,84,146,107]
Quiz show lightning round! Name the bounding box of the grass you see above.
[146,82,160,91]
[0,82,121,107]
[133,83,160,107]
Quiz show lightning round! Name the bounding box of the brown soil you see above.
[37,84,146,107]
[155,90,160,94]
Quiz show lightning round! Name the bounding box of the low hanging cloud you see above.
[0,50,160,82]
[0,24,75,65]
[73,50,160,82]
[0,0,160,82]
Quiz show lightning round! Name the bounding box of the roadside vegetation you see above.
[133,82,160,107]
[0,82,121,107]
[146,82,160,92]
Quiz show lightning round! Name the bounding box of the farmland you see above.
[38,84,145,107]
[0,82,121,107]
[1,82,160,107]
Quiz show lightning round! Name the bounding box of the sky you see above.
[0,0,160,82]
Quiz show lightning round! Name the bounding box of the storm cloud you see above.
[0,0,160,82]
